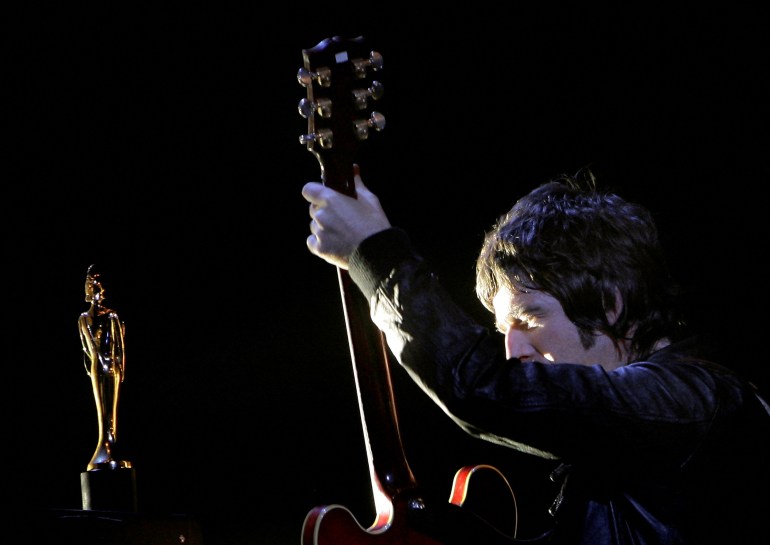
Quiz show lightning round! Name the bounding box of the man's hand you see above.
[302,165,392,269]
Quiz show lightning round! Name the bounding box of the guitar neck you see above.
[337,267,420,498]
[299,35,419,501]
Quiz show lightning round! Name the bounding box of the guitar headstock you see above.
[297,36,385,197]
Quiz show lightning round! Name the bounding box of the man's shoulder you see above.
[644,336,734,375]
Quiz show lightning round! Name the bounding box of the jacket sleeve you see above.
[347,228,743,467]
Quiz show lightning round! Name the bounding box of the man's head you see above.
[476,170,684,365]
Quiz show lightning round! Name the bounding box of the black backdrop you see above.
[6,5,769,545]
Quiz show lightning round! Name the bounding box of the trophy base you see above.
[80,467,138,512]
[11,508,204,545]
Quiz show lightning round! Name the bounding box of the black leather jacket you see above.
[348,228,770,545]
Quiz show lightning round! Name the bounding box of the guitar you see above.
[297,36,537,545]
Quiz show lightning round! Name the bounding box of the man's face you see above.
[492,285,625,371]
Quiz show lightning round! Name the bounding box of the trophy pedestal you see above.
[80,467,138,512]
[12,508,204,545]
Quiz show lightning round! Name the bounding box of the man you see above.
[302,165,770,544]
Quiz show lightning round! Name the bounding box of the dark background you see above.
[6,5,769,545]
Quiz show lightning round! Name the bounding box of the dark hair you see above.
[475,170,684,361]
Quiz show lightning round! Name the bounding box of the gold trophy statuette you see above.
[79,265,137,512]
[79,264,131,471]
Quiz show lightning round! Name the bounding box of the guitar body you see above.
[302,500,443,545]
[302,480,528,545]
[297,36,551,545]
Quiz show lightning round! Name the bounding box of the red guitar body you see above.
[302,462,526,545]
[297,36,547,545]
[302,501,443,545]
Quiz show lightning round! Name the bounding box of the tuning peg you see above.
[297,65,332,88]
[298,97,332,119]
[299,128,333,149]
[351,51,383,79]
[353,111,386,140]
[352,80,384,110]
